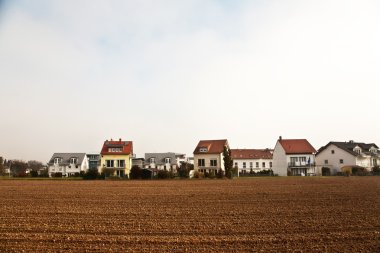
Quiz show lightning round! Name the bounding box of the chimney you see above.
[119,138,122,142]
[279,136,282,141]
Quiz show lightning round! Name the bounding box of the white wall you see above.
[315,144,356,175]
[272,141,287,176]
[194,153,224,172]
[233,159,273,173]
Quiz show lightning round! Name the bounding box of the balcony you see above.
[288,162,315,167]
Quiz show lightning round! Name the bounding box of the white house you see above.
[193,139,229,174]
[48,153,88,177]
[231,149,273,175]
[315,141,380,175]
[272,137,317,176]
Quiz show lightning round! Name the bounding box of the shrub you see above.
[157,170,170,179]
[193,171,204,179]
[83,169,100,180]
[30,170,39,177]
[53,172,63,178]
[207,170,216,179]
[372,166,380,175]
[130,165,142,179]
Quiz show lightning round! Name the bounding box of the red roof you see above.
[231,149,273,159]
[193,139,228,154]
[100,139,133,155]
[278,139,316,154]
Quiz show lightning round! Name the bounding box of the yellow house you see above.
[100,138,133,178]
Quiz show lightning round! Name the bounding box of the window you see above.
[150,158,155,163]
[198,159,205,167]
[70,158,77,164]
[106,160,114,168]
[373,159,378,166]
[299,157,306,163]
[262,162,265,168]
[243,162,246,169]
[54,158,61,165]
[290,157,298,163]
[270,162,273,168]
[199,148,208,152]
[324,160,328,165]
[250,162,253,169]
[340,159,344,164]
[234,162,238,167]
[210,159,217,167]
[354,148,361,154]
[165,158,171,164]
[108,147,122,152]
[331,150,335,154]
[116,160,125,168]
[256,162,259,168]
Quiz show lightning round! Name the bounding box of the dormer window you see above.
[199,147,208,152]
[353,147,361,154]
[70,158,78,164]
[370,147,378,154]
[108,147,122,152]
[165,158,171,164]
[150,158,155,163]
[54,158,61,165]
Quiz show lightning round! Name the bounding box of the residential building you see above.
[272,136,317,176]
[48,153,88,177]
[132,158,145,168]
[86,154,100,172]
[193,139,229,174]
[100,139,133,178]
[316,140,380,175]
[231,149,273,175]
[144,152,178,177]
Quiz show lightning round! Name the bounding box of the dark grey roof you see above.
[144,152,178,165]
[317,141,379,156]
[48,153,86,166]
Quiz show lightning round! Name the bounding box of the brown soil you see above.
[0,177,379,252]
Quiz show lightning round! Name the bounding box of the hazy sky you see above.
[1,0,380,162]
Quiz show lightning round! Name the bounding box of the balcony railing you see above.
[288,162,315,167]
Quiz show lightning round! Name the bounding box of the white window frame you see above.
[210,159,217,167]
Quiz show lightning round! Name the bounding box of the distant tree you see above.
[223,146,233,179]
[10,160,28,177]
[28,160,44,175]
[178,162,194,178]
[129,165,142,179]
[0,157,4,175]
[372,166,380,175]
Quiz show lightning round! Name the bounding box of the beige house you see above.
[193,139,229,174]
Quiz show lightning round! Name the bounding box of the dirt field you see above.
[0,177,379,252]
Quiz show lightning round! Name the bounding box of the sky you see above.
[1,0,380,162]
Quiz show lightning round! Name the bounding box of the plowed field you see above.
[0,177,379,252]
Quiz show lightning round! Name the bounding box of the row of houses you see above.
[47,137,380,178]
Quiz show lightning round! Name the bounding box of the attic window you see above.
[108,147,122,152]
[54,158,61,165]
[70,158,78,164]
[199,148,208,152]
[150,158,155,163]
[354,147,361,154]
[165,158,171,164]
[370,148,377,154]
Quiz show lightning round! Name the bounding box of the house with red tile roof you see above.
[272,136,317,176]
[231,149,273,175]
[100,138,133,178]
[193,139,229,175]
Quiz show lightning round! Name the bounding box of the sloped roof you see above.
[48,153,86,166]
[317,141,379,156]
[278,139,316,154]
[100,139,133,155]
[193,139,228,154]
[231,149,273,160]
[144,152,178,165]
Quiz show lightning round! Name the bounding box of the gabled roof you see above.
[317,141,379,156]
[48,153,86,166]
[144,152,178,165]
[278,139,316,154]
[100,139,133,155]
[231,149,273,160]
[193,139,228,154]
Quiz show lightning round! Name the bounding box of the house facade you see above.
[272,137,317,176]
[100,139,133,178]
[316,141,380,175]
[193,139,229,174]
[48,153,88,177]
[231,149,273,175]
[144,152,178,176]
[86,154,100,172]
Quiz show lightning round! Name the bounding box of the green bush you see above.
[372,166,380,175]
[130,165,143,179]
[157,170,170,179]
[83,169,100,180]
